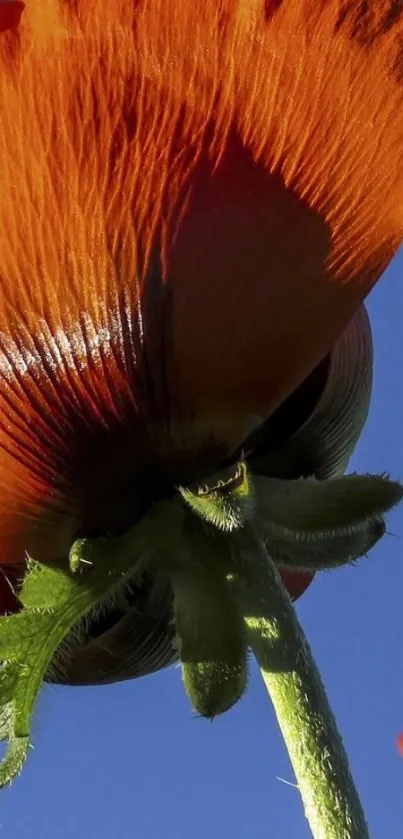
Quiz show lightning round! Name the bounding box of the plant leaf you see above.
[21,560,80,609]
[0,733,29,787]
[0,663,20,706]
[0,505,163,787]
[0,703,12,741]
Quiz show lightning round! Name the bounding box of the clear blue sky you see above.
[1,258,402,838]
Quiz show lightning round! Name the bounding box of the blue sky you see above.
[1,258,402,838]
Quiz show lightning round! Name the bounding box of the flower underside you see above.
[0,460,401,785]
[0,1,403,564]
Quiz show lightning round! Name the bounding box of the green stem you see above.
[232,533,370,839]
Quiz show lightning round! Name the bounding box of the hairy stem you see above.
[231,533,370,839]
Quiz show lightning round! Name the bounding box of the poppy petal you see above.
[0,1,24,34]
[0,3,401,578]
[278,568,314,601]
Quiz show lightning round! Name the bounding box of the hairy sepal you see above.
[179,461,254,532]
[172,557,248,719]
[254,473,403,534]
[261,517,386,571]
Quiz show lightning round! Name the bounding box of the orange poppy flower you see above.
[0,1,401,680]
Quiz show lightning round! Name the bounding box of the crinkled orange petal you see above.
[0,1,401,565]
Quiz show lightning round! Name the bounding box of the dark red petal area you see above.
[0,563,22,614]
[0,1,24,33]
[278,568,314,601]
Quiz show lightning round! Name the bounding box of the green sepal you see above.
[171,532,248,719]
[254,473,403,534]
[262,517,386,571]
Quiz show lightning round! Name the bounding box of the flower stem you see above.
[232,533,370,839]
